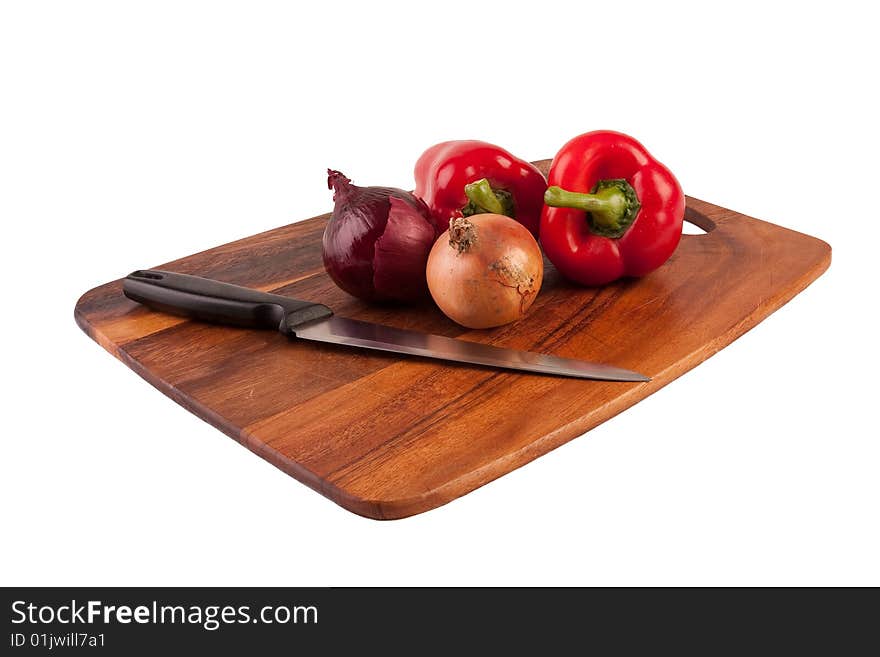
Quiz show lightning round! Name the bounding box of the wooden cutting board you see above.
[75,160,830,519]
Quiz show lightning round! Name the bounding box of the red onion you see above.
[322,170,440,303]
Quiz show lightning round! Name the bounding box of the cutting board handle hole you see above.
[683,208,715,235]
[682,222,708,235]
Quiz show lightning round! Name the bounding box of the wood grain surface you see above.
[74,160,831,519]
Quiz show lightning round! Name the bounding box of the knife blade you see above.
[123,270,649,382]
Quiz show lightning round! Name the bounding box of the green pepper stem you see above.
[544,186,625,226]
[464,178,505,215]
[544,179,641,239]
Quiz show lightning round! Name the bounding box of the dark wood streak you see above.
[74,164,831,520]
[323,371,506,482]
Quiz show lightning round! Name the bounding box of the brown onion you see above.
[426,213,543,329]
[322,170,440,303]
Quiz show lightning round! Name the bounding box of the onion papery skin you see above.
[322,170,439,303]
[426,213,543,329]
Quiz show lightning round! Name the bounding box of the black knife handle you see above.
[123,270,332,334]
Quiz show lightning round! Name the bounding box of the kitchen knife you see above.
[123,270,650,382]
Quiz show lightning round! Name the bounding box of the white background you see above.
[1,1,877,586]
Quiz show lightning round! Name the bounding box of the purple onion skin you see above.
[322,170,440,303]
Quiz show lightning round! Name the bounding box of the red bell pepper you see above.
[414,140,546,237]
[540,130,685,286]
